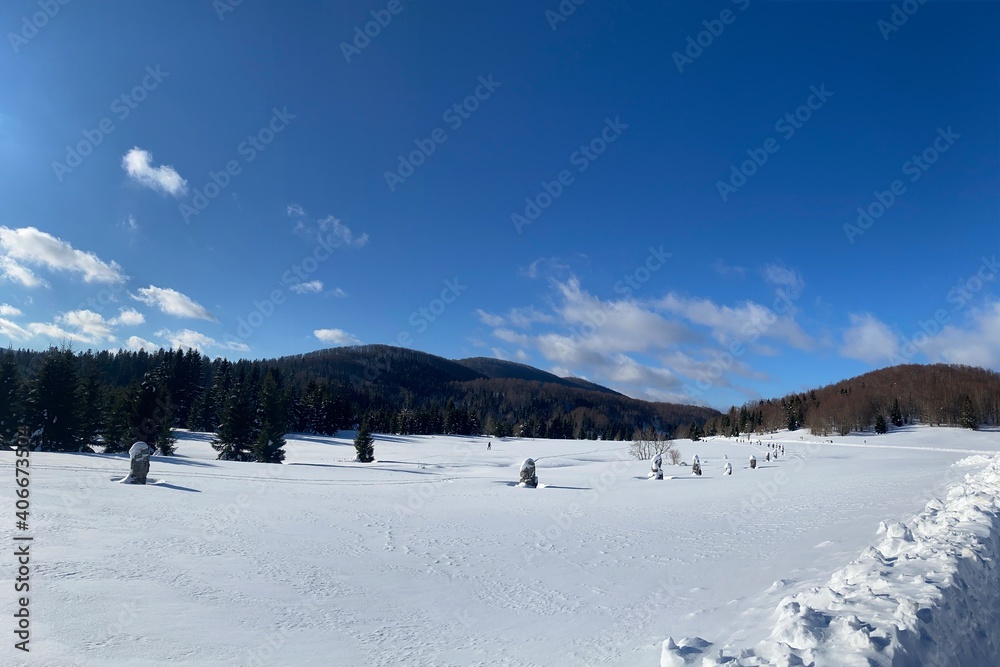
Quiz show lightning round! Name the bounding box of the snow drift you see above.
[663,454,1000,666]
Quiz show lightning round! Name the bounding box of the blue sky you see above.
[0,0,998,410]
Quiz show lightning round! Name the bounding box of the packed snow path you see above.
[1,426,998,666]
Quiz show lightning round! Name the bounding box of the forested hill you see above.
[264,344,717,439]
[702,364,1000,437]
[0,344,719,454]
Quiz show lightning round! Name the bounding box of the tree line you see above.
[0,345,718,460]
[691,364,999,438]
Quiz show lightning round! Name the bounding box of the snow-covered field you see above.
[3,426,1000,666]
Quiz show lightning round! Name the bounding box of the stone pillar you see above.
[128,441,152,484]
[519,458,538,488]
[649,453,663,480]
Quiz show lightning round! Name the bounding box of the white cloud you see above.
[659,350,769,389]
[110,308,145,326]
[515,349,529,362]
[317,215,368,248]
[131,285,216,321]
[0,318,30,340]
[0,306,146,346]
[0,304,21,317]
[476,309,506,327]
[493,328,530,346]
[120,215,139,232]
[314,328,361,345]
[508,306,555,328]
[26,322,91,344]
[122,147,187,197]
[287,204,305,217]
[290,280,323,294]
[839,313,899,363]
[518,256,571,279]
[762,263,805,297]
[0,256,45,288]
[0,226,125,286]
[657,292,813,350]
[155,328,249,353]
[126,336,159,352]
[57,310,114,343]
[329,287,347,298]
[711,259,746,278]
[555,278,695,354]
[919,301,1000,369]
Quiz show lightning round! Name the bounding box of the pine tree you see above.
[0,348,21,447]
[354,421,375,463]
[253,371,286,463]
[77,366,103,451]
[212,379,257,461]
[31,347,81,451]
[129,371,176,455]
[874,414,888,434]
[890,398,903,428]
[103,391,132,453]
[960,395,978,430]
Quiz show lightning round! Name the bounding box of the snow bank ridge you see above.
[663,455,1000,666]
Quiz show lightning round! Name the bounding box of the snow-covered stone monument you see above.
[724,462,732,475]
[749,455,757,470]
[649,453,663,480]
[519,458,538,488]
[691,455,702,476]
[127,441,152,485]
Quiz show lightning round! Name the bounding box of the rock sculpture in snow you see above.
[691,455,702,476]
[749,455,757,470]
[649,453,663,480]
[128,441,152,484]
[724,462,732,475]
[519,458,538,488]
[766,452,771,462]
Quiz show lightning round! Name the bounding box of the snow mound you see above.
[671,455,1000,666]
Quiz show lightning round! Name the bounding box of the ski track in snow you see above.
[2,427,1000,666]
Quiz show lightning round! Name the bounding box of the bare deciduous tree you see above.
[629,425,677,461]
